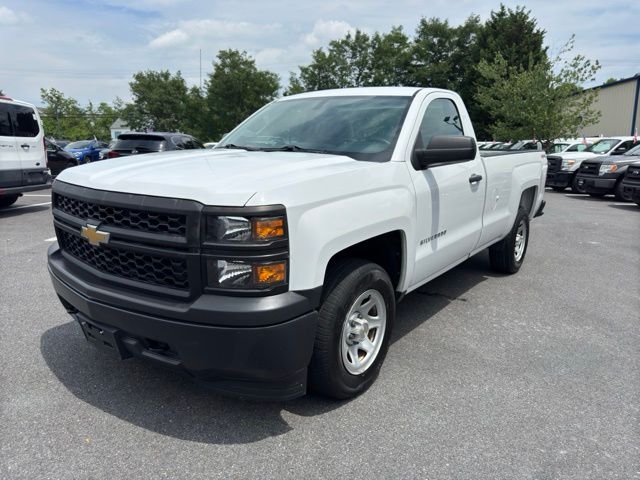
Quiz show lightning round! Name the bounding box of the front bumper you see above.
[545,170,573,188]
[575,175,616,195]
[621,182,640,202]
[48,244,318,400]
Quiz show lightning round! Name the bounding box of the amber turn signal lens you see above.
[254,262,286,286]
[253,217,285,240]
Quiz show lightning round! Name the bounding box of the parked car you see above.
[46,139,77,176]
[52,139,71,149]
[64,140,109,164]
[574,143,640,200]
[546,139,592,154]
[107,132,205,158]
[620,161,640,206]
[98,140,116,160]
[48,86,546,400]
[546,136,637,193]
[0,95,51,208]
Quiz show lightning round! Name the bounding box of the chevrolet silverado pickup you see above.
[575,143,640,200]
[546,136,636,193]
[48,87,546,400]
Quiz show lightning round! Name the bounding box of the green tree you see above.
[475,37,600,143]
[121,70,188,132]
[205,50,280,140]
[369,26,413,86]
[183,85,209,141]
[40,88,90,140]
[85,99,122,140]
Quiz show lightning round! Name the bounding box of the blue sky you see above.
[1,0,638,106]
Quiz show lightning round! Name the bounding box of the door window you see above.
[0,105,12,136]
[417,98,464,148]
[10,105,40,137]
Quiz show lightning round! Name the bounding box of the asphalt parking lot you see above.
[0,190,638,479]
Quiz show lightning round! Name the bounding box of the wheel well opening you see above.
[324,231,404,292]
[520,186,537,216]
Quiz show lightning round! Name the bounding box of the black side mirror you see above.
[612,147,627,155]
[414,135,477,169]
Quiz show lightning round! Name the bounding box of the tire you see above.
[588,192,606,198]
[66,161,77,170]
[0,194,19,208]
[551,186,565,192]
[571,174,586,193]
[308,259,395,399]
[614,180,631,202]
[489,207,530,274]
[83,155,91,164]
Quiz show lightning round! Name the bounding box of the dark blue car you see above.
[64,140,109,164]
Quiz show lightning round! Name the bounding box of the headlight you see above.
[598,164,617,175]
[206,259,287,289]
[561,159,575,170]
[205,215,286,243]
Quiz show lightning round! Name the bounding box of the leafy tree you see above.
[121,70,188,132]
[475,37,600,143]
[205,50,280,140]
[85,100,122,140]
[40,88,91,140]
[369,27,413,86]
[604,77,618,84]
[183,86,209,141]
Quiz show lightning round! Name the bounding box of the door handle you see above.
[21,144,30,150]
[469,174,483,183]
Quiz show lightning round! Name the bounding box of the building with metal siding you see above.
[582,75,640,137]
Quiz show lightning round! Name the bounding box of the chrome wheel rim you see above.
[514,220,527,262]
[341,289,387,375]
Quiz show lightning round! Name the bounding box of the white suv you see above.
[0,95,50,208]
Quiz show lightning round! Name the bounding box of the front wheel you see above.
[571,174,586,194]
[308,259,395,399]
[588,192,606,198]
[551,186,565,192]
[0,194,19,208]
[83,155,91,164]
[489,207,530,274]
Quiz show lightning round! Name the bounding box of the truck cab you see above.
[0,96,51,208]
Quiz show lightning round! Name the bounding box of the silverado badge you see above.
[81,224,110,246]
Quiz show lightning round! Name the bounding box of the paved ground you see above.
[0,189,638,480]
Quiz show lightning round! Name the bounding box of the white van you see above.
[0,95,51,208]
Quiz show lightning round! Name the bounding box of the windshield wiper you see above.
[218,144,259,151]
[260,145,335,154]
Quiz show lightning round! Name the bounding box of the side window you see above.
[191,137,205,149]
[182,136,195,149]
[417,98,464,148]
[171,136,184,149]
[10,105,40,137]
[0,105,12,136]
[617,140,634,152]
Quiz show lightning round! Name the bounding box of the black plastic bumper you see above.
[545,171,573,188]
[0,178,52,196]
[621,182,640,202]
[48,244,319,400]
[575,175,616,195]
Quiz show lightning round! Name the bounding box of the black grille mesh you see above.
[547,156,562,172]
[53,194,186,236]
[58,229,189,290]
[580,162,599,175]
[625,167,640,184]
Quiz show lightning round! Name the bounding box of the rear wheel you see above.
[588,192,606,198]
[0,195,19,208]
[83,155,91,164]
[571,174,586,194]
[551,186,565,192]
[614,180,631,202]
[489,207,530,274]
[308,259,395,399]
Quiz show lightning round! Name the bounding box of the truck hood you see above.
[557,151,598,161]
[55,149,376,206]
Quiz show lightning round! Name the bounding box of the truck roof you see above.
[283,86,443,100]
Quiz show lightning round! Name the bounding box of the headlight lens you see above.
[206,259,287,289]
[598,164,617,175]
[561,159,575,170]
[205,215,286,243]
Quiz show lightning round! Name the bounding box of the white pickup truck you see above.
[48,87,546,400]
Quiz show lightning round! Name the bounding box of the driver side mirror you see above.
[414,135,477,169]
[613,146,627,154]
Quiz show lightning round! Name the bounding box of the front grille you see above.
[58,229,189,290]
[53,194,187,236]
[625,167,640,184]
[547,156,562,172]
[580,161,600,175]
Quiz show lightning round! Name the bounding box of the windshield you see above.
[624,143,640,156]
[66,140,92,149]
[217,96,412,161]
[585,139,618,154]
[546,143,569,153]
[567,143,589,152]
